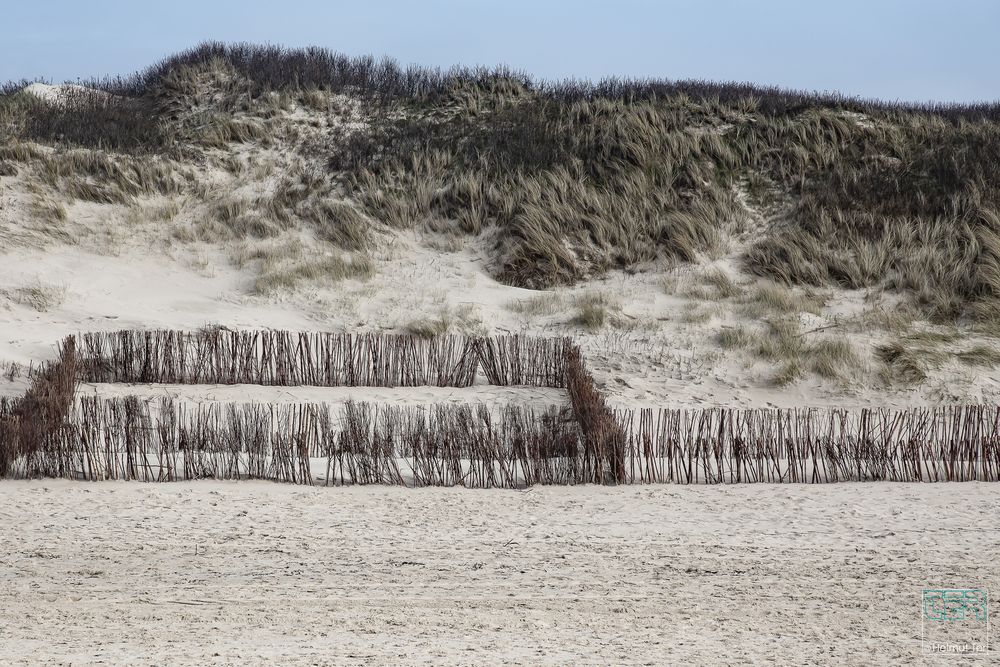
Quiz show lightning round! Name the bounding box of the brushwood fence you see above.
[0,337,77,477]
[12,399,1000,485]
[3,330,1000,485]
[478,335,570,387]
[616,406,1000,483]
[0,396,17,475]
[77,330,481,387]
[566,344,627,484]
[8,397,583,487]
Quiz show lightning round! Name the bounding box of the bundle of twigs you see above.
[565,344,626,483]
[0,396,19,475]
[1,336,78,478]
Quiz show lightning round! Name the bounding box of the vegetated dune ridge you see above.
[0,480,994,666]
[3,43,1000,408]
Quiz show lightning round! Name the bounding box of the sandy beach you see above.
[0,481,995,665]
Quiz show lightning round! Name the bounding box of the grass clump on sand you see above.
[404,304,485,338]
[299,199,372,252]
[755,319,804,362]
[720,317,864,387]
[507,292,565,318]
[405,314,450,338]
[700,267,742,299]
[717,325,756,350]
[34,149,183,205]
[770,360,804,387]
[875,342,940,386]
[253,254,373,295]
[28,198,70,240]
[683,267,743,300]
[3,280,68,311]
[739,283,826,317]
[571,292,621,331]
[956,344,1000,367]
[874,332,1000,386]
[808,338,860,379]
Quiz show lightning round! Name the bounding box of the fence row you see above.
[76,330,572,388]
[11,396,1000,485]
[78,330,481,387]
[6,332,1000,484]
[11,397,597,487]
[615,406,1000,483]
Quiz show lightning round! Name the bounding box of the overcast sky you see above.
[3,0,998,103]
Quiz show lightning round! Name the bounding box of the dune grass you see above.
[3,280,67,311]
[875,342,940,386]
[717,325,756,350]
[253,254,373,294]
[718,317,864,387]
[571,292,621,331]
[404,304,485,338]
[4,43,1000,323]
[739,283,826,317]
[957,344,1000,367]
[507,292,565,318]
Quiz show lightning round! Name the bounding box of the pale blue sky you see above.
[4,0,998,103]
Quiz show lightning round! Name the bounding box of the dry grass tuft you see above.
[404,314,450,338]
[507,292,565,318]
[721,317,864,386]
[740,283,826,317]
[254,254,373,294]
[404,304,485,338]
[34,150,183,205]
[3,280,68,311]
[239,238,375,295]
[755,318,804,362]
[700,267,742,299]
[808,338,860,379]
[572,292,620,331]
[0,142,44,163]
[770,360,804,387]
[680,303,716,324]
[717,326,756,350]
[956,344,1000,368]
[301,199,371,251]
[30,198,68,226]
[875,342,940,386]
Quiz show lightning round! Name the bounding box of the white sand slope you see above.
[21,82,110,104]
[0,481,994,665]
[4,239,999,409]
